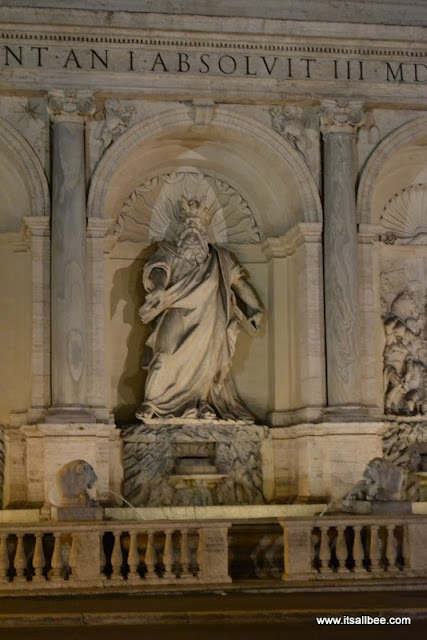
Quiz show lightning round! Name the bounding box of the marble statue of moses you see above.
[136,196,263,423]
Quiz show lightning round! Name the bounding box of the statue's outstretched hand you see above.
[139,287,166,323]
[248,307,263,332]
[145,288,165,308]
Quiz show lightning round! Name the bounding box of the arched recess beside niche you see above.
[0,117,49,424]
[357,116,427,416]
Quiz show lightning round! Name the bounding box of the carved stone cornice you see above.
[23,215,50,237]
[320,100,365,135]
[262,222,322,259]
[47,89,95,123]
[86,216,114,239]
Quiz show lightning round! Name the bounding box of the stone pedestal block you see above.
[69,531,102,583]
[198,524,232,584]
[272,422,385,502]
[51,506,105,521]
[407,521,427,575]
[3,424,122,508]
[281,519,313,581]
[342,500,412,514]
[122,422,273,507]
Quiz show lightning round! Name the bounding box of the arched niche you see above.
[0,117,49,231]
[0,118,49,425]
[88,106,322,423]
[357,116,427,226]
[88,105,321,236]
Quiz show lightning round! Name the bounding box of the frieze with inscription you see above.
[1,41,427,85]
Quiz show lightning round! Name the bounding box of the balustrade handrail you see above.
[0,519,231,533]
[281,513,427,525]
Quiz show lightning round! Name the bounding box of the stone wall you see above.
[4,1,427,27]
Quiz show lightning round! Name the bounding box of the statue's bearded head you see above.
[176,197,210,263]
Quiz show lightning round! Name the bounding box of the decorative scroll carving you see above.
[320,99,365,133]
[96,98,136,151]
[0,98,48,168]
[117,171,260,245]
[380,184,427,245]
[382,288,427,416]
[47,89,95,119]
[269,105,318,157]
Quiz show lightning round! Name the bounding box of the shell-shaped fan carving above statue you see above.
[380,183,427,245]
[116,171,260,246]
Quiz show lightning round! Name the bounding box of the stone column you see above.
[320,100,365,414]
[47,90,96,423]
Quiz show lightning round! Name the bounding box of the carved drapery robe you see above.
[139,241,253,421]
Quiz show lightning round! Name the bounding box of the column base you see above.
[45,406,96,424]
[322,404,382,422]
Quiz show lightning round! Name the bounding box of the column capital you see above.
[320,100,365,134]
[23,215,50,237]
[47,89,95,122]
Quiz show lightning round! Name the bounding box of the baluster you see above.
[68,533,78,581]
[163,530,174,580]
[99,532,107,577]
[386,525,398,573]
[335,526,348,574]
[196,529,203,579]
[49,532,63,582]
[145,531,158,580]
[32,533,45,582]
[401,524,409,572]
[352,525,365,575]
[127,531,140,582]
[110,531,123,581]
[14,533,27,583]
[180,530,190,579]
[319,526,331,574]
[0,533,9,584]
[369,525,381,574]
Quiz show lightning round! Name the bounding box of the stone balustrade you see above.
[281,515,427,581]
[0,520,231,589]
[1,515,427,590]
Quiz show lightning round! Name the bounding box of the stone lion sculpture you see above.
[344,457,420,502]
[51,460,98,507]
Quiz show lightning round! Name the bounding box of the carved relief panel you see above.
[115,170,261,246]
[379,185,427,416]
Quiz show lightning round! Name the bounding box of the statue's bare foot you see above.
[198,402,216,420]
[135,404,154,420]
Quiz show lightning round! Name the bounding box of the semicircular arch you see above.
[88,106,321,241]
[357,116,427,225]
[0,117,49,232]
